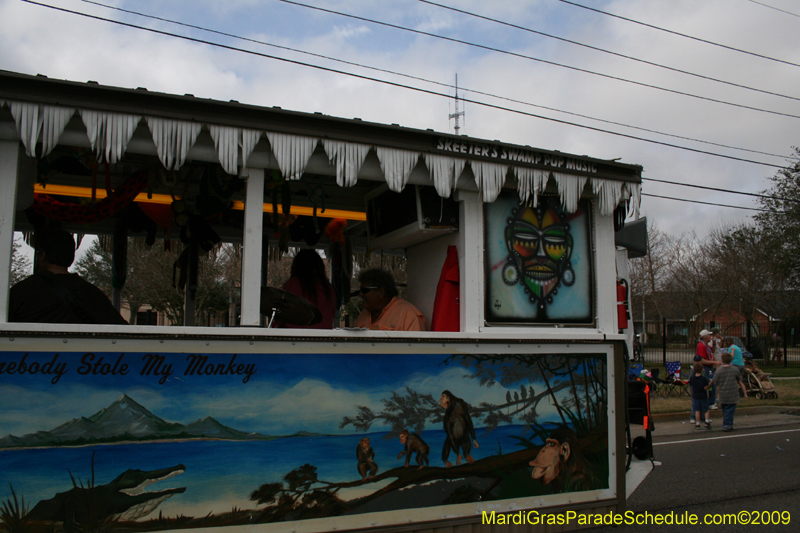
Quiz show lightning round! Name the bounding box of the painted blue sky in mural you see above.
[0,351,562,438]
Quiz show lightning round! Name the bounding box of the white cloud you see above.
[180,377,380,434]
[331,24,371,40]
[0,384,121,436]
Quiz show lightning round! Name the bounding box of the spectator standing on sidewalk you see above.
[724,337,746,376]
[709,328,724,408]
[694,330,721,414]
[689,362,712,430]
[711,352,745,432]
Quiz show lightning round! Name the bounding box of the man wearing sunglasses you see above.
[354,268,425,331]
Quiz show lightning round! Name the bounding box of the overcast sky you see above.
[2,0,798,238]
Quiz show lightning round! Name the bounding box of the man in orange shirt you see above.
[354,268,425,331]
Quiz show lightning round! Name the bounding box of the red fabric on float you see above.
[430,245,460,332]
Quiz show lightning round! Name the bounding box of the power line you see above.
[76,0,796,161]
[747,0,800,19]
[642,177,800,204]
[560,0,800,68]
[277,0,800,121]
[420,0,800,103]
[642,193,768,212]
[18,0,787,169]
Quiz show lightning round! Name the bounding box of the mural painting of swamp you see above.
[0,349,609,531]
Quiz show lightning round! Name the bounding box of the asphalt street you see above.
[590,408,800,532]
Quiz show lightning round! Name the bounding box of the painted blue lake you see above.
[0,425,548,518]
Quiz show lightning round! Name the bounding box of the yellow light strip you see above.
[34,184,367,221]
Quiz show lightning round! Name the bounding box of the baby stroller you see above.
[742,362,778,399]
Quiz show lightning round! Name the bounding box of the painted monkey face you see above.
[360,438,370,450]
[504,205,574,306]
[529,438,569,485]
[399,433,407,444]
[439,394,450,409]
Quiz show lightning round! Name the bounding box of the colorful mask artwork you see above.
[502,203,575,310]
[485,193,593,324]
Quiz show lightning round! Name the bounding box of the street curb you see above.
[651,405,798,422]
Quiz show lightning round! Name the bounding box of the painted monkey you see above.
[439,390,479,467]
[397,429,430,469]
[356,437,378,480]
[528,427,596,492]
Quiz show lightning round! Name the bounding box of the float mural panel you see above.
[0,343,612,532]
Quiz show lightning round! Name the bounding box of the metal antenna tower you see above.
[449,74,465,135]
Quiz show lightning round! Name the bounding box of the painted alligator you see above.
[27,464,186,530]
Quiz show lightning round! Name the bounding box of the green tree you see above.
[706,223,787,327]
[74,238,238,325]
[659,230,724,329]
[754,147,800,285]
[9,238,32,287]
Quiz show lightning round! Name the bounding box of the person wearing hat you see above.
[354,268,425,331]
[694,330,721,418]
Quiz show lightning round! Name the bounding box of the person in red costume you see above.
[354,268,425,331]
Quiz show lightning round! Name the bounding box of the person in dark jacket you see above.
[9,230,127,324]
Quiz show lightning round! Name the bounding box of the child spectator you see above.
[688,361,712,430]
[713,352,745,432]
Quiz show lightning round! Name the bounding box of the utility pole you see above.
[448,74,465,135]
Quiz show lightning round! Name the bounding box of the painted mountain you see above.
[0,394,271,448]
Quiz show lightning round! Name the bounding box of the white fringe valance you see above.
[322,139,370,187]
[625,182,641,219]
[553,171,587,214]
[209,126,238,175]
[241,129,262,169]
[146,117,202,171]
[8,102,75,158]
[515,167,549,207]
[375,147,419,192]
[592,177,625,217]
[424,153,466,199]
[471,161,507,203]
[9,101,40,157]
[0,102,641,215]
[266,132,318,181]
[41,105,75,158]
[80,110,140,164]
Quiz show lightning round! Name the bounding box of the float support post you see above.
[241,168,265,327]
[0,141,21,323]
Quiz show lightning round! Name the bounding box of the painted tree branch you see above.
[252,448,541,520]
[340,380,576,434]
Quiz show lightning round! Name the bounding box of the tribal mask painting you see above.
[484,192,592,324]
[502,202,575,311]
